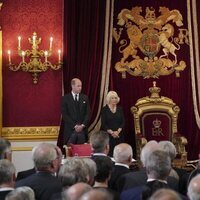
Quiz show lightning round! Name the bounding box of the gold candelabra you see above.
[7,32,63,84]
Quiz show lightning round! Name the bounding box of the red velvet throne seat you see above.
[131,81,188,168]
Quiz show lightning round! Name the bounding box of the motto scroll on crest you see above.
[113,6,189,78]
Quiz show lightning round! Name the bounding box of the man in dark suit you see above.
[109,143,133,191]
[0,159,15,200]
[62,78,90,144]
[16,143,62,200]
[120,150,172,200]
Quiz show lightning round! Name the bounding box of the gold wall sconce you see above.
[7,32,62,84]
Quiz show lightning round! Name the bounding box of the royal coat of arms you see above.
[113,7,189,78]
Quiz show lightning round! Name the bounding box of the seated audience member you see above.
[158,141,179,180]
[82,157,97,186]
[93,156,118,200]
[62,182,92,200]
[89,131,110,157]
[0,159,15,200]
[149,188,181,200]
[58,157,89,188]
[16,143,62,200]
[180,153,200,195]
[109,143,133,191]
[120,150,171,200]
[5,186,35,200]
[187,174,200,200]
[118,141,179,192]
[0,138,12,161]
[80,188,114,200]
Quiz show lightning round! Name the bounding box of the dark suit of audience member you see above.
[16,143,62,200]
[16,167,36,181]
[100,91,125,156]
[109,143,133,191]
[120,150,172,200]
[93,156,119,200]
[0,159,15,200]
[62,78,90,144]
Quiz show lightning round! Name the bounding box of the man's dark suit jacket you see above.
[109,165,130,191]
[16,171,62,200]
[118,168,179,192]
[16,167,36,181]
[0,190,13,200]
[120,181,169,200]
[61,93,90,144]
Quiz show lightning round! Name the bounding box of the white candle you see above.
[8,50,11,63]
[44,51,48,62]
[18,36,21,49]
[32,35,36,46]
[49,37,53,50]
[58,49,61,62]
[22,51,25,62]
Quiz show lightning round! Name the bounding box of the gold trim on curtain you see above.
[0,30,2,134]
[188,0,200,129]
[88,0,114,133]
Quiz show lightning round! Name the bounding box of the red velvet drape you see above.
[59,0,200,159]
[57,0,107,148]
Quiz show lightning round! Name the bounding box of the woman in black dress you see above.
[100,91,125,156]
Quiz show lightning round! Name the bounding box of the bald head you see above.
[113,143,132,164]
[71,78,82,94]
[80,189,113,200]
[63,183,92,200]
[188,174,200,200]
[149,188,181,200]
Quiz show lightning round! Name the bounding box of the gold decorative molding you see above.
[12,147,33,151]
[2,126,59,140]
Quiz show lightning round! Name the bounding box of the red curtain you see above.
[57,0,107,148]
[60,0,200,159]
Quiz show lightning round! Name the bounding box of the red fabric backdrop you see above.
[0,0,63,126]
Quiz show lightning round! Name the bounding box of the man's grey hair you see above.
[188,174,200,200]
[0,159,15,185]
[62,182,92,200]
[145,150,171,180]
[149,188,181,200]
[158,141,177,160]
[0,138,11,159]
[140,140,159,167]
[32,143,57,170]
[82,158,97,181]
[58,157,88,187]
[5,186,35,200]
[89,131,109,153]
[113,143,133,163]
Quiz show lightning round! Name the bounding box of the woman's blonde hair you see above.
[106,91,120,104]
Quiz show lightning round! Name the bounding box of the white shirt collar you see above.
[0,187,14,192]
[71,92,79,100]
[115,163,129,169]
[92,153,107,156]
[147,178,167,184]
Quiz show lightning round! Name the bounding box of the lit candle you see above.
[18,36,21,49]
[8,50,11,63]
[22,51,25,62]
[32,35,36,46]
[58,49,61,62]
[44,51,48,62]
[49,37,53,50]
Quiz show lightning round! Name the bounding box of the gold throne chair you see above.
[131,81,188,168]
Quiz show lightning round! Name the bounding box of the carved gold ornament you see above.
[113,7,189,78]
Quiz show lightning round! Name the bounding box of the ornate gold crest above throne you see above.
[113,7,189,78]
